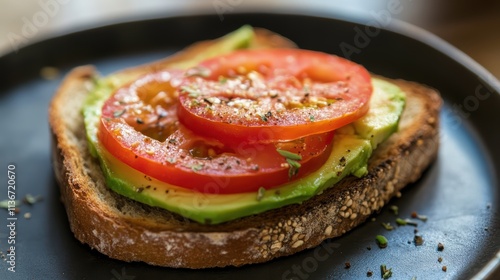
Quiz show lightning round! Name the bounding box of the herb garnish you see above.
[276,149,302,178]
[257,187,266,201]
[191,164,203,172]
[113,109,125,118]
[380,264,392,279]
[181,86,201,98]
[376,235,388,248]
[276,149,302,161]
[381,222,394,231]
[185,66,211,78]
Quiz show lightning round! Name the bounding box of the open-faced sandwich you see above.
[49,26,441,268]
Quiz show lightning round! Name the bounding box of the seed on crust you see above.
[324,225,333,236]
[292,240,304,248]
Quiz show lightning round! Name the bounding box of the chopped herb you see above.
[411,211,428,221]
[257,187,266,201]
[181,86,200,97]
[286,158,301,178]
[414,235,424,246]
[191,164,203,172]
[395,218,418,227]
[260,114,268,122]
[218,76,227,84]
[276,149,302,161]
[380,265,392,279]
[309,115,315,122]
[437,242,444,251]
[113,109,125,118]
[185,66,211,78]
[166,158,176,164]
[0,200,21,209]
[168,138,177,144]
[136,187,144,193]
[381,222,394,231]
[389,205,398,215]
[376,235,388,248]
[23,194,42,205]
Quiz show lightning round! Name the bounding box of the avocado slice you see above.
[82,27,406,224]
[84,79,405,224]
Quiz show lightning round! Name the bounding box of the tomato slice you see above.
[99,70,334,194]
[177,49,372,143]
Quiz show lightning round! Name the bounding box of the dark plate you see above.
[0,11,499,280]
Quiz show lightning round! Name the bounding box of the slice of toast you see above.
[49,29,441,268]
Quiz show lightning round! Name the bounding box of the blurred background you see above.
[0,0,499,78]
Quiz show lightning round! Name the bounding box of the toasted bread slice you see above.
[49,29,441,268]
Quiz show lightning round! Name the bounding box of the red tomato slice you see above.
[98,71,334,194]
[177,49,372,143]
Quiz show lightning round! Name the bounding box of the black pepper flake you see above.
[366,246,371,251]
[165,190,169,194]
[438,257,443,263]
[442,266,447,272]
[136,118,144,124]
[367,270,373,277]
[339,156,346,163]
[153,187,157,191]
[203,98,213,105]
[437,242,444,251]
[145,185,151,189]
[136,187,144,193]
[336,171,342,176]
[274,189,281,196]
[344,262,351,269]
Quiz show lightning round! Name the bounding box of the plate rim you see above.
[1,8,499,279]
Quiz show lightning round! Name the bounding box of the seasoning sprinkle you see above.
[136,118,144,124]
[438,257,443,263]
[414,235,424,246]
[376,235,388,248]
[367,270,373,277]
[309,115,315,122]
[442,266,447,272]
[437,242,444,251]
[344,262,351,269]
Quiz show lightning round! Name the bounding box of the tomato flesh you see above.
[177,49,372,143]
[99,70,334,194]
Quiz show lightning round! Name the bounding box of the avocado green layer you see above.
[82,27,406,224]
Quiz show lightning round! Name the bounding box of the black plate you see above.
[1,11,499,280]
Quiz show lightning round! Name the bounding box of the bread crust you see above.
[49,31,441,269]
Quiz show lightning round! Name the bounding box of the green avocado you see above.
[82,27,406,224]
